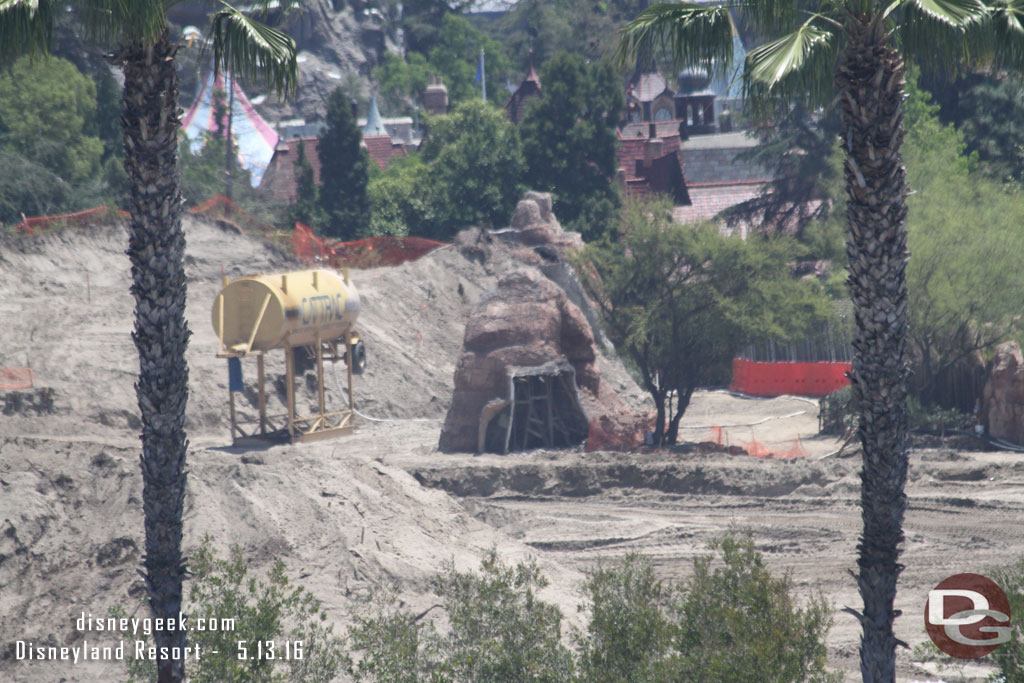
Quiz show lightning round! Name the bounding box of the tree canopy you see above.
[318,86,371,239]
[578,199,830,446]
[519,52,624,241]
[0,55,103,185]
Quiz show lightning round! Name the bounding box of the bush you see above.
[347,550,573,682]
[348,538,839,683]
[113,536,344,682]
[575,553,674,683]
[672,536,840,683]
[988,557,1024,681]
[819,386,856,438]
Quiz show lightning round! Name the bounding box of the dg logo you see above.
[925,573,1012,659]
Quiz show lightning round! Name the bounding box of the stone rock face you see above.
[439,270,644,453]
[983,341,1024,443]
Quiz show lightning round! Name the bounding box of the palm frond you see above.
[743,17,841,116]
[0,0,56,64]
[79,0,167,47]
[905,0,988,25]
[615,3,736,79]
[897,0,988,75]
[969,0,1024,69]
[207,2,298,98]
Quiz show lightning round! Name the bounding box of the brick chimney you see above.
[423,75,449,116]
[643,122,664,166]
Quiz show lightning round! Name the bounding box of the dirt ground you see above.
[2,218,1023,682]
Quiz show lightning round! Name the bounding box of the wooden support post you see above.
[285,344,295,439]
[316,332,326,428]
[257,353,266,435]
[545,376,554,448]
[346,330,355,412]
[228,366,238,441]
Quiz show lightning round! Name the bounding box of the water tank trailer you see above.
[211,268,366,444]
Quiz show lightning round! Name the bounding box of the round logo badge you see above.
[925,573,1011,659]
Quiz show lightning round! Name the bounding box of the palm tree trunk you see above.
[118,32,190,683]
[836,15,910,682]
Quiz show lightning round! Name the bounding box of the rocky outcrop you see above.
[983,341,1024,444]
[439,269,646,453]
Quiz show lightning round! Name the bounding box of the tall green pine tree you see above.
[287,140,323,228]
[519,52,624,241]
[318,87,370,239]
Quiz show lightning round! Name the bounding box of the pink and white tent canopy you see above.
[181,70,278,187]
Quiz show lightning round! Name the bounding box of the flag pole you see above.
[481,48,486,103]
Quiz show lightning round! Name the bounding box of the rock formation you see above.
[439,269,646,453]
[983,341,1024,443]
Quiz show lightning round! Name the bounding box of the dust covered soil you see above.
[2,218,1024,682]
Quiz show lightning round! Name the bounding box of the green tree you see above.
[902,70,1024,411]
[617,3,1024,676]
[0,55,103,184]
[520,52,624,241]
[672,536,839,683]
[287,139,324,229]
[577,200,829,446]
[318,86,370,239]
[395,0,481,55]
[347,540,838,683]
[0,3,298,681]
[957,73,1024,183]
[576,553,674,683]
[367,154,435,236]
[426,13,509,103]
[0,150,72,224]
[118,537,344,683]
[375,13,510,109]
[418,98,526,238]
[376,51,433,115]
[347,550,574,682]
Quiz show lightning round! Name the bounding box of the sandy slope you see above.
[3,218,1024,682]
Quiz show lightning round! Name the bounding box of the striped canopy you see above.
[181,70,278,187]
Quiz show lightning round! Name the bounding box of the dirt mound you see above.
[0,217,594,682]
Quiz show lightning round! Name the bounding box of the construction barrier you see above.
[11,206,128,236]
[188,194,277,236]
[730,359,851,398]
[292,223,447,269]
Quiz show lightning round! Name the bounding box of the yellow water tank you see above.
[212,269,360,353]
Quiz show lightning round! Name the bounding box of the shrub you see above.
[349,538,839,683]
[671,536,840,683]
[989,557,1024,680]
[114,536,344,682]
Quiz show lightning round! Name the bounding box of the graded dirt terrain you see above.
[2,218,1023,682]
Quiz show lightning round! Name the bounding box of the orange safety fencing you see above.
[707,425,809,458]
[0,367,33,390]
[188,194,277,236]
[730,359,851,398]
[292,222,447,269]
[11,206,128,236]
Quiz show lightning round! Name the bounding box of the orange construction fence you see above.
[188,194,277,236]
[292,222,447,269]
[11,206,128,236]
[730,359,851,398]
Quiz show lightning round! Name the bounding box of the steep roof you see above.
[616,130,689,204]
[505,53,542,124]
[672,181,765,229]
[259,135,408,201]
[258,138,322,202]
[363,135,408,169]
[363,95,387,137]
